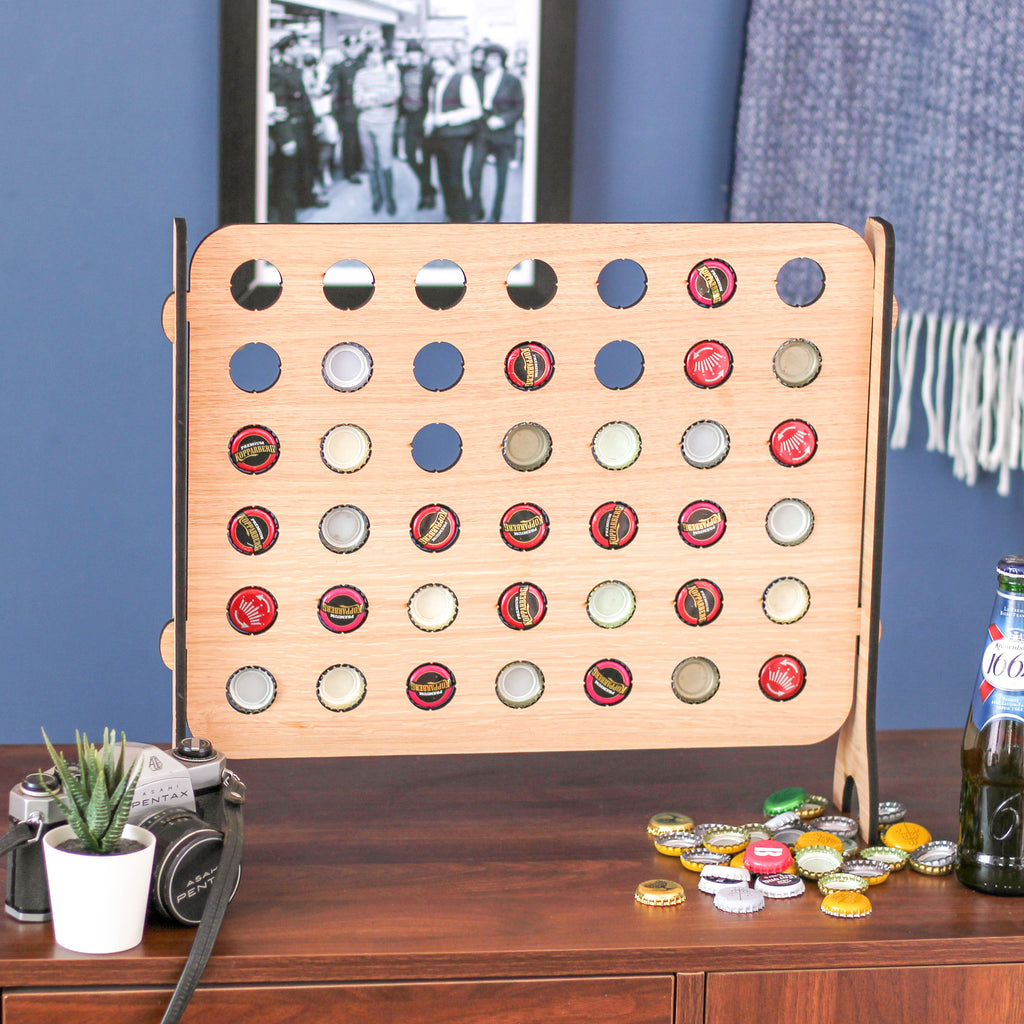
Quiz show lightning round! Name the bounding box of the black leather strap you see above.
[159,770,246,1024]
[0,819,41,859]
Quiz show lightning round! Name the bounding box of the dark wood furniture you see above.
[3,728,1023,1023]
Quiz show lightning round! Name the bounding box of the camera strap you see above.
[0,818,42,859]
[159,769,246,1024]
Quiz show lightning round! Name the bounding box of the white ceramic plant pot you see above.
[42,823,156,954]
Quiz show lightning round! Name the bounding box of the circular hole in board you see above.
[229,342,281,392]
[413,341,465,391]
[412,422,463,472]
[596,258,647,308]
[230,259,282,310]
[415,259,467,310]
[323,259,375,310]
[506,259,557,309]
[776,257,825,307]
[594,339,644,390]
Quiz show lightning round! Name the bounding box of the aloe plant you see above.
[41,729,142,854]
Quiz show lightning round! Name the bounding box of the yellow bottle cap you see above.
[647,812,695,838]
[795,794,829,820]
[883,821,932,852]
[700,824,751,854]
[634,879,686,906]
[820,891,872,918]
[653,831,699,857]
[817,871,869,896]
[795,830,845,853]
[858,845,909,871]
[841,858,891,885]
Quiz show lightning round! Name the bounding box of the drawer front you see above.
[5,975,676,1024]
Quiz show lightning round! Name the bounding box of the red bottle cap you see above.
[498,582,547,629]
[228,507,279,555]
[684,340,733,388]
[759,655,806,701]
[590,501,638,549]
[505,342,555,390]
[500,502,550,550]
[406,663,456,710]
[583,659,633,706]
[743,839,794,874]
[675,579,723,626]
[678,500,726,548]
[317,585,368,633]
[410,504,460,552]
[226,586,278,635]
[770,420,818,466]
[687,258,736,307]
[229,425,280,474]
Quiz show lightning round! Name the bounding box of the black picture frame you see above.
[218,0,575,225]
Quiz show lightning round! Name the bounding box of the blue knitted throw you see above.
[730,2,1024,494]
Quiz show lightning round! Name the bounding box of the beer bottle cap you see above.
[317,584,368,633]
[227,586,278,635]
[502,422,552,471]
[877,800,907,825]
[406,663,456,710]
[713,885,765,914]
[684,340,733,388]
[670,657,721,704]
[322,342,372,391]
[407,583,458,631]
[765,498,814,546]
[679,849,731,872]
[681,419,730,468]
[583,659,633,706]
[499,502,549,551]
[743,839,794,874]
[698,865,751,894]
[858,845,910,871]
[316,664,367,712]
[675,579,723,626]
[907,839,959,875]
[841,859,891,885]
[228,506,279,555]
[759,655,807,701]
[771,825,810,848]
[883,821,932,852]
[769,419,818,467]
[763,787,809,817]
[773,338,821,388]
[795,795,830,821]
[495,661,544,708]
[410,504,460,552]
[653,831,700,856]
[762,810,802,832]
[762,576,810,624]
[678,500,727,548]
[321,423,371,473]
[586,580,636,629]
[820,891,872,918]
[226,666,276,714]
[687,258,737,308]
[497,582,547,630]
[647,812,695,838]
[634,879,686,906]
[229,425,280,474]
[701,825,751,855]
[754,873,806,899]
[592,421,642,470]
[813,814,861,838]
[794,845,844,879]
[795,830,845,853]
[319,504,369,553]
[817,871,869,896]
[505,341,554,390]
[589,501,638,549]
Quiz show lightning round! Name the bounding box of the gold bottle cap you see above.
[316,664,367,712]
[321,423,371,473]
[653,831,700,856]
[647,812,695,838]
[634,879,685,906]
[795,794,830,820]
[773,338,822,388]
[908,840,959,875]
[821,891,872,918]
[680,850,731,873]
[700,824,751,855]
[842,858,891,885]
[817,871,869,896]
[762,576,811,624]
[408,583,459,631]
[883,821,932,852]
[794,845,844,879]
[795,830,845,853]
[858,845,910,871]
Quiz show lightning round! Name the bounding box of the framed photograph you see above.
[219,0,575,225]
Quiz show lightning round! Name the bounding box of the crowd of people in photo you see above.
[268,28,527,223]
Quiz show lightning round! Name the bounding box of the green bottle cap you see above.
[763,786,809,817]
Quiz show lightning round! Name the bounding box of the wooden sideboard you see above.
[3,728,1024,1024]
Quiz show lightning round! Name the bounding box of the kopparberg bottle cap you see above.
[755,873,805,899]
[319,504,369,554]
[678,500,727,548]
[495,660,544,708]
[227,586,278,635]
[687,258,737,308]
[653,831,700,856]
[701,825,751,855]
[679,849,732,872]
[671,657,720,704]
[763,787,809,817]
[316,664,367,712]
[765,497,814,546]
[322,342,372,391]
[858,845,910,871]
[762,577,810,624]
[675,579,723,626]
[583,658,633,706]
[773,338,821,387]
[592,421,642,470]
[230,425,280,474]
[681,420,730,468]
[820,891,872,919]
[759,654,806,701]
[841,859,891,885]
[647,812,695,838]
[634,879,685,906]
[317,584,368,633]
[817,871,869,896]
[794,845,844,879]
[502,421,552,471]
[410,504,460,552]
[883,821,932,852]
[743,839,794,874]
[406,662,456,710]
[698,865,751,894]
[590,501,638,549]
[321,423,371,473]
[769,419,818,467]
[907,840,959,875]
[877,800,907,826]
[407,583,458,631]
[498,582,547,630]
[587,580,636,628]
[713,885,765,914]
[226,666,276,714]
[499,502,549,551]
[795,830,845,853]
[794,795,830,820]
[684,340,733,388]
[505,341,554,390]
[228,506,279,555]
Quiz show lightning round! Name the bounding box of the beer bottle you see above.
[957,556,1024,894]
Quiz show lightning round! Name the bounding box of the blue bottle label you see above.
[971,596,1024,729]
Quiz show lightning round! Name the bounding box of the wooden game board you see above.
[163,219,893,835]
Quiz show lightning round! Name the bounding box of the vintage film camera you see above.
[6,737,240,925]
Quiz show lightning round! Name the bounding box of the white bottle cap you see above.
[495,661,544,708]
[226,666,276,713]
[592,421,641,470]
[762,576,810,624]
[765,498,814,546]
[681,420,729,468]
[586,580,636,628]
[319,505,369,553]
[322,343,372,391]
[408,584,458,631]
[321,424,371,473]
[316,664,367,711]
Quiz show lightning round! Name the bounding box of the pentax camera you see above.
[6,737,240,925]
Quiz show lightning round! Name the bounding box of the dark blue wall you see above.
[1,1,1017,743]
